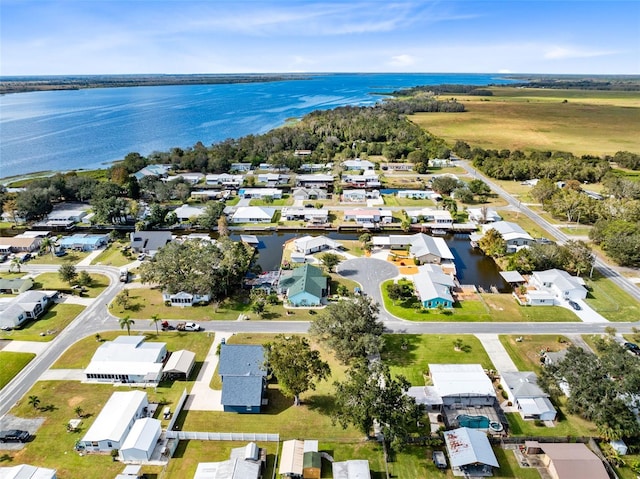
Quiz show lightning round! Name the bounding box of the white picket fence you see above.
[165,430,279,442]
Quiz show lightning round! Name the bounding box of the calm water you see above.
[0,73,514,178]
[231,232,506,290]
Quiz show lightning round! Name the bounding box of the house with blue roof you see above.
[59,233,108,251]
[218,344,267,414]
[278,264,328,307]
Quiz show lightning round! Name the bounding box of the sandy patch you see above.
[67,396,84,407]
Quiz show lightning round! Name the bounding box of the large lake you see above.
[0,73,514,179]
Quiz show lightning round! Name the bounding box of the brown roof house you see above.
[526,442,609,479]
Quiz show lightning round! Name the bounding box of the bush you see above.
[501,390,509,399]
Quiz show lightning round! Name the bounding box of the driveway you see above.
[558,299,608,323]
[475,334,518,372]
[337,258,401,322]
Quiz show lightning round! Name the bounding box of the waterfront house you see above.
[500,372,557,421]
[257,173,290,186]
[231,206,275,223]
[84,336,167,384]
[133,164,171,181]
[58,233,108,251]
[405,208,453,226]
[279,264,328,306]
[343,208,392,225]
[219,344,267,413]
[412,264,455,309]
[78,391,148,452]
[396,190,432,200]
[173,204,205,222]
[470,221,534,253]
[292,235,341,255]
[467,208,502,224]
[528,269,587,303]
[443,427,499,477]
[372,233,454,265]
[130,231,172,256]
[281,207,329,224]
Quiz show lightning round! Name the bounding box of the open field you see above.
[0,351,35,389]
[583,272,640,322]
[499,335,571,373]
[90,242,133,267]
[34,272,109,298]
[497,210,558,240]
[0,304,85,342]
[411,87,640,156]
[383,334,494,385]
[28,250,92,266]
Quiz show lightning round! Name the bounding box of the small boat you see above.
[432,229,447,236]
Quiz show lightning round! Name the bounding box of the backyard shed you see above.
[162,350,196,380]
[303,451,321,479]
[331,460,371,479]
[119,417,161,462]
[279,440,304,477]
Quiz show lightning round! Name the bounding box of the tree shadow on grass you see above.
[262,386,293,415]
[305,394,337,417]
[0,454,13,463]
[381,335,420,367]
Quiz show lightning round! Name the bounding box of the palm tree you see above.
[39,237,55,258]
[28,395,40,410]
[119,315,135,336]
[150,314,161,335]
[9,256,21,273]
[74,406,84,418]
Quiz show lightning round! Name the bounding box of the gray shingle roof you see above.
[218,345,266,377]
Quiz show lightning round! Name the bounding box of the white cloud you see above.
[389,54,416,67]
[544,46,619,60]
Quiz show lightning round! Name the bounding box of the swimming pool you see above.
[456,414,504,432]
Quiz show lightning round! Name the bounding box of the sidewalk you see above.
[475,334,518,372]
[184,332,233,411]
[76,248,105,267]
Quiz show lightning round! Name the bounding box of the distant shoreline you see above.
[0,73,311,95]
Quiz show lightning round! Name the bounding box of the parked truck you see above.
[119,269,129,283]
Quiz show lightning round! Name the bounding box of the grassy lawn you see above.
[249,194,292,206]
[52,330,214,370]
[583,271,640,322]
[33,272,109,298]
[411,87,640,156]
[110,287,326,321]
[383,334,494,385]
[497,210,557,240]
[499,335,571,373]
[90,242,133,267]
[5,382,139,479]
[558,226,593,236]
[0,351,35,389]
[618,454,640,479]
[27,250,91,266]
[506,395,599,437]
[0,304,85,342]
[165,440,277,479]
[338,240,365,257]
[381,281,577,322]
[492,447,541,479]
[382,195,435,207]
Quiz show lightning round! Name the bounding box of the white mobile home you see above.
[119,418,162,462]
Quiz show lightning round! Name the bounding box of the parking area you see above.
[0,415,45,451]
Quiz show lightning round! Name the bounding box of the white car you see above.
[183,322,202,331]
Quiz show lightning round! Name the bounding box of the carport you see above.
[162,350,196,380]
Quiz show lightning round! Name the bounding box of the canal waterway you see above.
[229,231,507,291]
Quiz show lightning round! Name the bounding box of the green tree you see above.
[563,240,594,276]
[265,335,330,406]
[119,315,135,336]
[76,270,93,288]
[310,296,384,364]
[531,178,560,204]
[74,406,84,418]
[441,197,458,215]
[9,257,22,273]
[217,215,229,237]
[198,201,225,230]
[333,360,424,451]
[39,236,55,258]
[115,290,130,310]
[320,252,341,273]
[150,314,161,335]
[58,264,77,285]
[452,187,474,204]
[28,395,40,410]
[386,283,404,305]
[467,179,491,196]
[431,176,462,195]
[478,228,506,257]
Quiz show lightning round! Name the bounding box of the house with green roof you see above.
[278,264,328,307]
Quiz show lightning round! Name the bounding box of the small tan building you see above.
[528,442,609,479]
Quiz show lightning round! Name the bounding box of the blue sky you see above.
[1,1,638,75]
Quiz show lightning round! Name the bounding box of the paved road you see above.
[457,160,640,302]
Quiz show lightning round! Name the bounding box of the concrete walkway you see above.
[184,332,233,411]
[76,248,105,267]
[39,369,84,380]
[475,334,518,372]
[0,340,49,355]
[55,294,95,306]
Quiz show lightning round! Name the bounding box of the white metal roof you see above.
[279,440,304,475]
[85,361,163,377]
[444,427,499,468]
[430,364,495,398]
[0,464,57,479]
[332,460,371,479]
[120,417,161,453]
[90,336,166,364]
[81,391,147,443]
[162,350,196,376]
[483,221,533,242]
